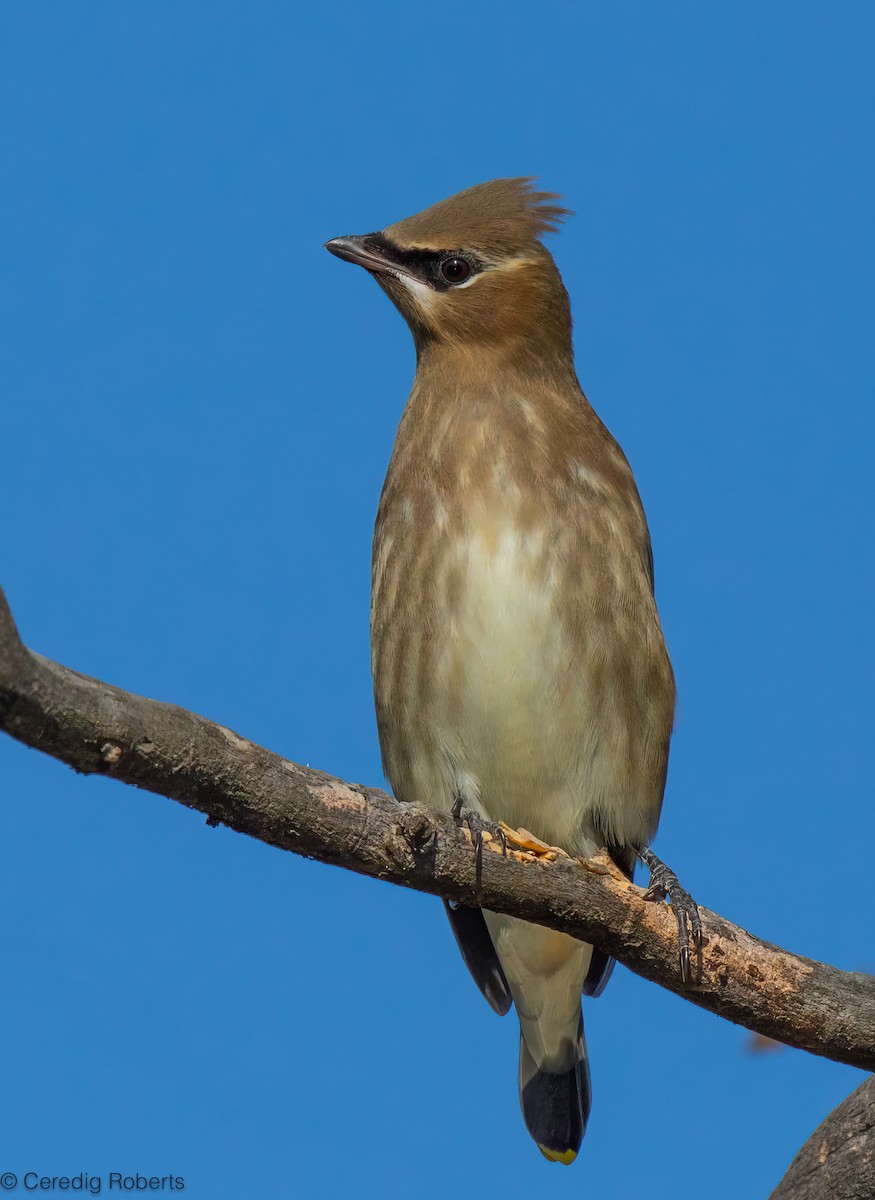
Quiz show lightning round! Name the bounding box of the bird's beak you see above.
[324,234,398,277]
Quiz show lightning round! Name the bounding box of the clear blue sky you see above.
[1,3,872,1197]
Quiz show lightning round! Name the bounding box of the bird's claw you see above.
[451,795,508,878]
[639,848,702,984]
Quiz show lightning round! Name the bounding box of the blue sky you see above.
[1,3,872,1197]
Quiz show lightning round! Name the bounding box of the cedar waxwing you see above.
[326,179,699,1165]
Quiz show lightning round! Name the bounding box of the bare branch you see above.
[1,585,873,1072]
[770,1075,875,1199]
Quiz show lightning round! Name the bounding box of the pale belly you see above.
[433,527,588,840]
[374,517,672,856]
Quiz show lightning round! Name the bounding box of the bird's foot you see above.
[451,795,508,876]
[639,848,702,984]
[498,823,570,866]
[451,798,569,871]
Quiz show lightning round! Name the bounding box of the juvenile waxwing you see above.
[326,179,699,1165]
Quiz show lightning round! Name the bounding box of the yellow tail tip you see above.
[538,1145,577,1165]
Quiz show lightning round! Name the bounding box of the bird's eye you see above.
[440,257,472,285]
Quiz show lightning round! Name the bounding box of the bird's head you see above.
[325,178,574,368]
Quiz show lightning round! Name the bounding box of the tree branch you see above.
[769,1075,875,1199]
[1,585,873,1075]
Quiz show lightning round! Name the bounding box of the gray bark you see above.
[769,1075,874,1199]
[1,584,873,1196]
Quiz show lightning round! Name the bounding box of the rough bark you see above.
[769,1075,875,1199]
[3,585,874,1194]
[2,585,873,1078]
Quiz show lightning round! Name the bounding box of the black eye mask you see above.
[363,234,483,291]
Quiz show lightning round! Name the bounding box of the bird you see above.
[325,178,699,1165]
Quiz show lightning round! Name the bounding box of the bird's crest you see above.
[384,178,572,255]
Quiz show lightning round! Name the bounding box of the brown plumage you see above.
[326,178,677,1165]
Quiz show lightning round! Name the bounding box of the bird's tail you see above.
[518,1014,591,1165]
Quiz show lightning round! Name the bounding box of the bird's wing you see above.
[643,529,656,593]
[582,524,655,1002]
[443,901,513,1015]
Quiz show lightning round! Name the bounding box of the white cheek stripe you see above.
[397,274,438,308]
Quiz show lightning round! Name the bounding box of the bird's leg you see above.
[451,793,508,877]
[639,848,702,984]
[450,797,569,870]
